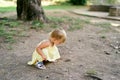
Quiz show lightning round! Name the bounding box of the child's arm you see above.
[36,41,50,60]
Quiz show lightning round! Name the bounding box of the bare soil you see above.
[0,10,120,80]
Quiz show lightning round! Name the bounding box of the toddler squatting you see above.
[27,29,67,69]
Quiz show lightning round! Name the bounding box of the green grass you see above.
[29,16,90,31]
[0,6,16,13]
[92,22,112,32]
[96,22,111,28]
[48,16,90,31]
[43,5,84,10]
[31,20,44,29]
[0,26,15,43]
[0,18,23,44]
[0,5,85,13]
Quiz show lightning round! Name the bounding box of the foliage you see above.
[69,0,87,5]
[106,0,117,4]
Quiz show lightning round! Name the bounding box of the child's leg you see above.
[27,53,37,65]
[27,50,43,65]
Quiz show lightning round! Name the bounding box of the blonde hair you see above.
[50,29,67,43]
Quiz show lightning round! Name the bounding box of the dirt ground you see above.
[0,10,120,80]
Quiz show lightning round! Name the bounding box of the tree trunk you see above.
[17,0,47,22]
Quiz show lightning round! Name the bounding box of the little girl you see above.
[27,29,67,69]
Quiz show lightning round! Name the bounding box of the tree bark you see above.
[17,0,47,22]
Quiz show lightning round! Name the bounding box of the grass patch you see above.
[31,20,44,29]
[0,18,20,28]
[0,26,16,43]
[30,16,90,31]
[0,6,16,13]
[43,5,85,10]
[48,16,90,31]
[68,17,90,31]
[93,22,111,29]
[0,5,85,13]
[0,18,25,44]
[92,22,112,32]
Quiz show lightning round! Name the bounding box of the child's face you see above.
[54,39,62,45]
[51,38,62,45]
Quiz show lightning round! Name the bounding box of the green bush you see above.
[69,0,87,5]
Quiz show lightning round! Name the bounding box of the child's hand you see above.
[42,55,47,61]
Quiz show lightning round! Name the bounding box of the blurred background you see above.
[0,0,120,7]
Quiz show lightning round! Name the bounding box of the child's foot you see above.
[35,62,46,69]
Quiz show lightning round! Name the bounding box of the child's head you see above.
[49,29,67,45]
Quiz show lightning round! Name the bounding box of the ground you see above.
[0,10,120,80]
